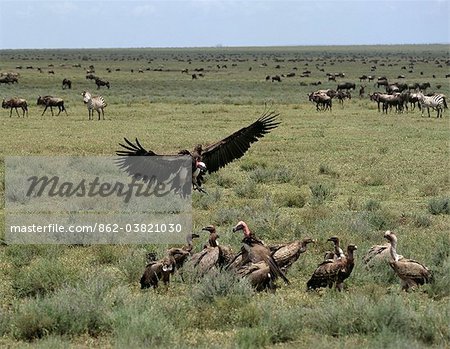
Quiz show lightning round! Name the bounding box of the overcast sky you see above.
[0,0,448,49]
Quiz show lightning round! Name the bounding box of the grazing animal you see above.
[0,72,19,84]
[2,98,28,117]
[62,78,72,89]
[94,77,110,89]
[337,82,355,91]
[82,91,107,120]
[116,110,280,193]
[381,93,408,114]
[369,92,394,113]
[359,75,368,82]
[417,92,447,118]
[359,85,366,98]
[415,82,431,91]
[407,92,422,110]
[308,92,332,111]
[383,231,432,291]
[336,90,351,106]
[376,79,389,88]
[37,96,67,116]
[307,244,357,291]
[271,75,281,82]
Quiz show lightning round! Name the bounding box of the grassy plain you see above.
[0,45,449,348]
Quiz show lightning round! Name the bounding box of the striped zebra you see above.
[82,91,107,120]
[417,92,448,118]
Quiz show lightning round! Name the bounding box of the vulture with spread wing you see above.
[116,110,280,193]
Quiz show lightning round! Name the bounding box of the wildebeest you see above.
[381,93,408,114]
[359,85,365,98]
[415,82,431,91]
[94,77,110,89]
[37,96,67,116]
[82,91,107,120]
[2,98,28,117]
[337,82,355,91]
[308,92,332,111]
[376,79,389,88]
[336,90,351,106]
[272,75,281,82]
[359,75,368,82]
[369,92,392,112]
[62,78,72,90]
[0,73,19,84]
[86,73,96,80]
[407,92,422,110]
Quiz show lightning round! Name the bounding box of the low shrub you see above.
[428,197,449,215]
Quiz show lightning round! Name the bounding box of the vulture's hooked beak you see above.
[232,225,243,233]
[197,161,207,174]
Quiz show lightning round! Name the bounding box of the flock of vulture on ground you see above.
[140,224,432,293]
[114,111,432,293]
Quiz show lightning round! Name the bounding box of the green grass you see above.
[0,45,449,348]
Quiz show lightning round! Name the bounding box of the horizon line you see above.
[0,43,448,51]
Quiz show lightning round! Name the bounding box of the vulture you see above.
[307,244,357,291]
[231,221,290,286]
[235,261,275,292]
[201,225,234,264]
[140,233,199,288]
[167,233,200,269]
[189,226,228,276]
[383,231,432,291]
[362,242,395,267]
[116,110,280,193]
[140,252,177,289]
[326,236,345,260]
[269,238,316,272]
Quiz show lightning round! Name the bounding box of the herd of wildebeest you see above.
[0,50,446,293]
[1,52,449,120]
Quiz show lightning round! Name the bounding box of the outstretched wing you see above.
[115,138,191,196]
[201,110,280,173]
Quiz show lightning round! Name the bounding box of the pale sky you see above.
[0,0,448,49]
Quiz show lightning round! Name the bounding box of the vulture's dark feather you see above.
[116,110,280,192]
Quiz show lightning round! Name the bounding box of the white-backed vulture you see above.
[383,231,432,291]
[270,238,315,272]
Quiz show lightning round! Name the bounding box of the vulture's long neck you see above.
[299,240,310,253]
[346,248,355,262]
[209,233,218,247]
[389,235,400,262]
[185,235,193,252]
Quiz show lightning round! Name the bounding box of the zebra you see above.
[82,91,107,120]
[2,98,28,117]
[417,93,447,118]
[37,96,68,116]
